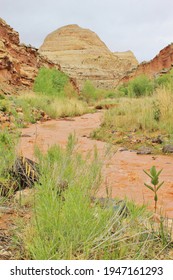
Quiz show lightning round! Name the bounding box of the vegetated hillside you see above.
[0,18,78,94]
[121,43,173,83]
[39,24,138,89]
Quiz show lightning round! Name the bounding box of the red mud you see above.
[19,112,173,218]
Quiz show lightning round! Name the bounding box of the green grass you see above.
[2,91,91,128]
[1,68,173,259]
[0,67,91,128]
[0,129,18,197]
[92,87,173,151]
[155,68,173,89]
[117,75,154,98]
[21,135,172,260]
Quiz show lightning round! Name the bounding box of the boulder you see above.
[162,145,173,153]
[137,146,153,155]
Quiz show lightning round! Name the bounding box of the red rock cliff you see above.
[0,18,61,89]
[121,43,173,83]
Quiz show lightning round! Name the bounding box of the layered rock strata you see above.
[0,18,63,90]
[39,24,138,89]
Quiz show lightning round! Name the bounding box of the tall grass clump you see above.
[92,84,173,146]
[12,93,90,123]
[22,135,171,260]
[154,86,173,134]
[0,130,18,197]
[100,97,159,133]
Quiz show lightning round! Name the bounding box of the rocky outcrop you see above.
[113,51,138,69]
[121,43,173,83]
[0,18,61,89]
[39,24,138,89]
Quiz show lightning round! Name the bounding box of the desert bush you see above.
[127,75,154,97]
[155,69,173,89]
[0,98,11,113]
[81,80,98,103]
[116,75,154,98]
[33,67,76,97]
[81,80,116,103]
[116,84,128,97]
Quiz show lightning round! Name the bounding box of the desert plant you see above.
[0,130,18,197]
[155,69,173,89]
[11,93,90,125]
[81,80,113,103]
[152,100,161,122]
[116,84,128,97]
[128,75,154,97]
[81,80,97,103]
[0,99,11,113]
[20,136,171,260]
[143,166,164,213]
[0,130,18,176]
[92,86,173,149]
[33,67,73,97]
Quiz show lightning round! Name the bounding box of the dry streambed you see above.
[19,111,173,218]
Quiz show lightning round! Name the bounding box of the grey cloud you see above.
[1,0,173,62]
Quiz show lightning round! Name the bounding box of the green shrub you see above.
[155,69,173,89]
[116,84,128,97]
[128,75,154,97]
[116,76,154,98]
[33,68,70,97]
[0,99,11,113]
[81,80,97,103]
[81,80,116,103]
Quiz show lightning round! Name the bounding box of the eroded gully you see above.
[19,111,173,218]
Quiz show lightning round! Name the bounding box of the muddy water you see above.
[19,112,173,218]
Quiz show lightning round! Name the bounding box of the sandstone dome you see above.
[39,24,138,89]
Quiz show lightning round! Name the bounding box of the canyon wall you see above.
[0,18,62,90]
[121,43,173,83]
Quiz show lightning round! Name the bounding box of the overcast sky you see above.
[1,0,173,62]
